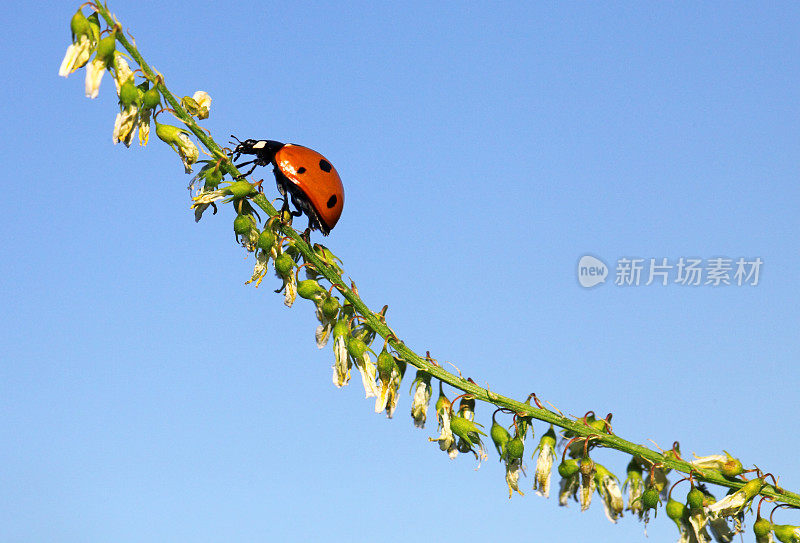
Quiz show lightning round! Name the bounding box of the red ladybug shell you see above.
[274,144,344,234]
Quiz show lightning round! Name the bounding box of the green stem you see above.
[95,2,800,511]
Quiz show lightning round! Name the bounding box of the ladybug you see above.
[229,137,344,236]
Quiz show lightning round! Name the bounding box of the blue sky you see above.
[1,1,798,541]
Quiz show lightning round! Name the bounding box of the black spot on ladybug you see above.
[326,194,337,208]
[319,159,332,172]
[297,167,306,174]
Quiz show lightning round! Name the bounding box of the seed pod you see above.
[142,87,161,110]
[320,296,340,320]
[274,253,294,277]
[119,79,139,107]
[70,9,90,40]
[490,421,510,457]
[687,487,704,512]
[297,279,323,300]
[558,458,579,478]
[665,497,685,521]
[227,180,258,199]
[642,487,661,510]
[347,336,368,359]
[95,34,116,63]
[376,349,394,381]
[506,436,524,461]
[257,228,276,252]
[233,214,255,237]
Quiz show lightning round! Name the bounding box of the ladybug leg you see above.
[301,227,312,244]
[233,160,258,179]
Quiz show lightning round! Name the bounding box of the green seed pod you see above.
[233,214,255,237]
[753,517,773,539]
[490,421,511,457]
[506,436,524,460]
[687,487,704,512]
[332,318,349,338]
[142,87,161,110]
[87,12,101,43]
[95,34,116,63]
[320,296,340,320]
[558,458,579,478]
[227,180,257,199]
[347,337,368,359]
[119,79,139,107]
[297,279,323,300]
[274,252,294,277]
[256,228,276,252]
[742,477,766,500]
[70,9,90,40]
[721,457,744,478]
[665,497,685,521]
[435,390,451,413]
[642,487,661,510]
[773,524,800,543]
[376,349,394,380]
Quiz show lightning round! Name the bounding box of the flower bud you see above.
[274,252,294,277]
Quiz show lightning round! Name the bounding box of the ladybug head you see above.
[229,136,284,161]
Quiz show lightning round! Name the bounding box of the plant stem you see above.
[94,2,800,510]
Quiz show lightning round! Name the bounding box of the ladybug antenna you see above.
[230,134,243,144]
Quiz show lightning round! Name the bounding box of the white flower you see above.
[138,108,152,146]
[374,361,402,417]
[708,517,735,543]
[156,122,199,173]
[409,371,432,428]
[112,104,138,147]
[59,34,93,77]
[594,464,624,523]
[330,321,351,388]
[192,91,212,119]
[245,250,270,287]
[623,461,645,518]
[283,273,297,307]
[532,428,557,498]
[559,468,579,506]
[505,458,525,498]
[352,351,379,398]
[429,403,458,459]
[706,490,748,518]
[85,56,108,99]
[688,511,712,543]
[579,462,596,512]
[111,54,133,94]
